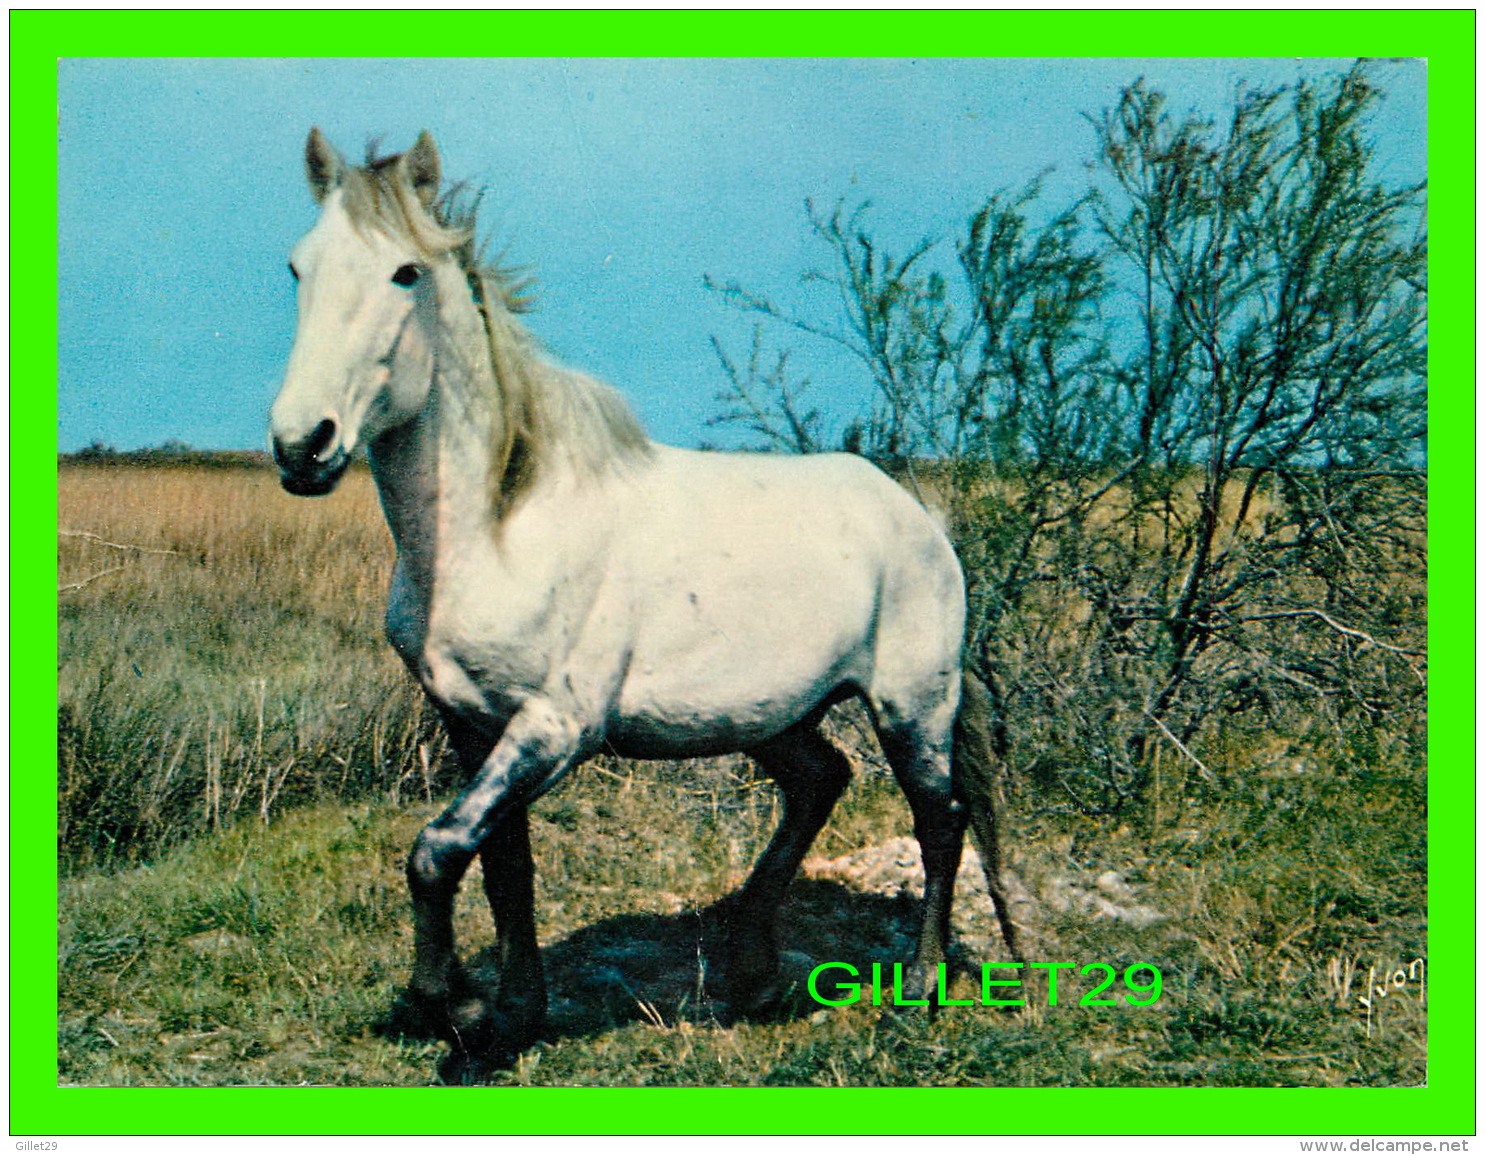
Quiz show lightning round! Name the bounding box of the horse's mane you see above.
[338,144,652,516]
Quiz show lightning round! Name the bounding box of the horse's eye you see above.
[288,261,300,282]
[392,264,422,287]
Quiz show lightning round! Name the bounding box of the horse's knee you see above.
[877,740,965,859]
[886,747,957,813]
[815,738,853,795]
[408,823,474,897]
[798,743,851,818]
[753,727,852,813]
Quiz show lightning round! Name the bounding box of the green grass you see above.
[57,463,1426,1086]
[59,750,1425,1086]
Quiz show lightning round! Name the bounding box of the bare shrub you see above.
[708,65,1426,813]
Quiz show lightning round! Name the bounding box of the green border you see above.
[17,9,1474,1138]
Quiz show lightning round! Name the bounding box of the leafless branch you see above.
[59,565,126,593]
[1240,609,1427,678]
[61,529,182,557]
[1141,705,1217,782]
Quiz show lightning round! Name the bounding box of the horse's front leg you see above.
[478,807,545,1042]
[405,699,582,1053]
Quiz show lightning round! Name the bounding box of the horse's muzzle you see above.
[272,420,349,496]
[279,457,348,496]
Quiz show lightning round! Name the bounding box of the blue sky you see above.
[57,57,1426,452]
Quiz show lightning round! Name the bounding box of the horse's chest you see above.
[397,629,524,728]
[385,568,541,724]
[385,565,431,669]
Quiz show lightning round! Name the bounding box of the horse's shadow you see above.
[379,879,926,1082]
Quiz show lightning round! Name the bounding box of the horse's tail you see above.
[954,668,1024,962]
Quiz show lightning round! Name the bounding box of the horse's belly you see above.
[608,610,870,756]
[605,680,854,758]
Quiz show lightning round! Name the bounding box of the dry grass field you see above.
[57,461,1427,1087]
[59,462,443,866]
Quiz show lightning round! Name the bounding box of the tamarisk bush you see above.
[708,66,1425,814]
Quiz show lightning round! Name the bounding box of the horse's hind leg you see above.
[729,724,852,1014]
[873,705,968,1006]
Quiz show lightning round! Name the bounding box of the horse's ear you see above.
[305,127,343,204]
[402,130,441,209]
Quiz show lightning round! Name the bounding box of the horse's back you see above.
[631,447,960,612]
[639,446,951,549]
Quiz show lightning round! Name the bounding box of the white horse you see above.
[270,129,1018,1063]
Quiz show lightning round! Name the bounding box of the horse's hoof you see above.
[724,960,779,1020]
[873,964,945,1021]
[725,986,776,1024]
[386,979,542,1055]
[730,972,818,1023]
[728,947,818,1022]
[438,1043,520,1084]
[385,986,453,1041]
[445,994,546,1059]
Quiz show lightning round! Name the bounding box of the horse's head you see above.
[271,128,454,495]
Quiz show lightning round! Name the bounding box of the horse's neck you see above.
[368,304,500,584]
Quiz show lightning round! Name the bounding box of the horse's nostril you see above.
[306,418,339,462]
[270,434,299,471]
[272,418,340,476]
